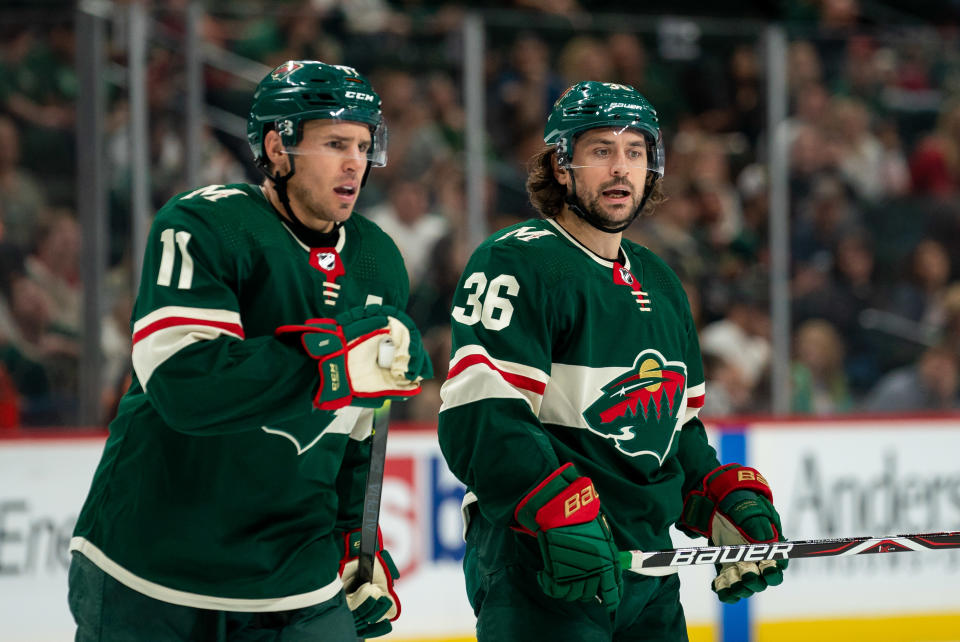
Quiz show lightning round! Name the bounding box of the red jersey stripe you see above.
[133,317,245,345]
[687,394,705,408]
[447,353,547,395]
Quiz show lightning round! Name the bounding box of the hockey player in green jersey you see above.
[68,61,432,641]
[438,81,788,641]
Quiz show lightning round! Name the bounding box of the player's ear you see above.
[552,151,570,187]
[264,130,290,174]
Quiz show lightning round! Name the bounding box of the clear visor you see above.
[564,123,665,175]
[280,118,388,167]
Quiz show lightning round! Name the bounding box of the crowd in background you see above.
[1,0,960,427]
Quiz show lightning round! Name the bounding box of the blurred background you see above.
[1,1,959,641]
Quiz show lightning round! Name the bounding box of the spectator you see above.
[724,44,764,146]
[787,81,831,137]
[828,97,886,201]
[489,33,566,153]
[370,69,451,184]
[788,40,824,98]
[24,210,81,339]
[700,291,771,397]
[788,123,840,208]
[792,173,860,275]
[366,179,449,288]
[633,177,704,282]
[909,100,960,196]
[5,21,77,203]
[731,162,769,264]
[556,35,614,85]
[607,32,685,131]
[887,238,952,328]
[794,229,883,394]
[862,345,959,412]
[425,72,467,157]
[874,118,911,198]
[700,352,755,417]
[791,318,853,415]
[688,136,743,248]
[0,114,48,249]
[832,34,885,110]
[0,270,68,425]
[940,283,960,355]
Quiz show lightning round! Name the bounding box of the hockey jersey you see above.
[438,217,720,554]
[71,183,408,611]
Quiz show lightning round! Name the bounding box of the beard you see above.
[575,177,644,229]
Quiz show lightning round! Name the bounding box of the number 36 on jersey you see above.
[451,273,519,331]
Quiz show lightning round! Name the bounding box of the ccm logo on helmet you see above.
[345,91,375,102]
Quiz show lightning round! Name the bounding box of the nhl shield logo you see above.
[316,252,337,272]
[309,248,346,306]
[309,248,344,279]
[582,349,687,459]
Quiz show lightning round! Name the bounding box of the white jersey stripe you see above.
[441,348,707,431]
[447,345,549,385]
[133,306,242,335]
[132,307,244,389]
[441,345,550,413]
[684,382,706,423]
[70,538,342,612]
[540,362,628,429]
[440,361,543,414]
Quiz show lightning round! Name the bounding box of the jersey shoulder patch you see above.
[495,224,556,244]
[178,184,248,204]
[485,219,558,247]
[467,223,577,291]
[161,183,257,226]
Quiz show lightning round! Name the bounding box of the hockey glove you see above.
[679,463,788,603]
[276,304,432,410]
[515,463,622,612]
[339,527,401,639]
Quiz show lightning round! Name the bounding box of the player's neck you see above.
[261,179,336,235]
[555,208,623,262]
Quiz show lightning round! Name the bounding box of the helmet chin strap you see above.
[564,168,651,234]
[258,155,343,245]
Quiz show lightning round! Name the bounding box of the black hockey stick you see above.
[351,399,391,590]
[350,338,396,592]
[620,531,960,575]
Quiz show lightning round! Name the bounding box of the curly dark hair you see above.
[525,146,666,219]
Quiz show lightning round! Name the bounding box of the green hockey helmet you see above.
[544,81,664,176]
[247,60,387,169]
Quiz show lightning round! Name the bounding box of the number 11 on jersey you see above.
[157,228,195,290]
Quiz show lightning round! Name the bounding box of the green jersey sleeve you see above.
[438,242,561,527]
[131,196,320,435]
[675,288,720,498]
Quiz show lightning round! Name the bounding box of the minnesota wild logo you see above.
[270,61,304,81]
[582,349,687,459]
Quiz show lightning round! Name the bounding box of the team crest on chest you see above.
[582,349,687,460]
[309,248,345,306]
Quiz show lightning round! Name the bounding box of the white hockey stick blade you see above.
[621,531,960,575]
